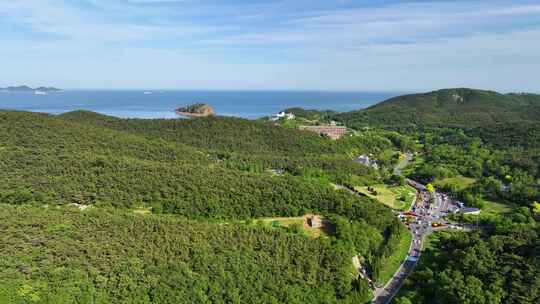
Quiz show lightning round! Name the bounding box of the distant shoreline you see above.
[0,85,61,93]
[0,90,397,119]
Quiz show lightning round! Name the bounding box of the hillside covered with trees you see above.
[334,88,540,129]
[395,213,540,304]
[275,88,540,303]
[279,88,540,209]
[2,87,539,303]
[0,109,409,303]
[323,88,540,149]
[0,205,371,303]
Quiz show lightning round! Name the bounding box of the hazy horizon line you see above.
[5,87,539,94]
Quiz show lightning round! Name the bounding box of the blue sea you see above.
[0,90,401,119]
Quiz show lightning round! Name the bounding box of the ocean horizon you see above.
[0,90,404,119]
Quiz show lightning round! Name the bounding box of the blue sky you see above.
[1,0,540,91]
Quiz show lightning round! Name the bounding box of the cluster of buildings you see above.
[356,154,379,170]
[270,111,295,121]
[298,124,348,140]
[269,111,349,140]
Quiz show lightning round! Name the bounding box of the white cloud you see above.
[202,1,540,48]
[0,0,221,42]
[0,0,539,91]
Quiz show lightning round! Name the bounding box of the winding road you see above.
[339,153,460,304]
[370,153,457,304]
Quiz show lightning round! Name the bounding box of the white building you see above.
[271,111,295,121]
[356,155,379,170]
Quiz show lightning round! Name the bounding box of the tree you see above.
[532,201,540,213]
[426,183,435,194]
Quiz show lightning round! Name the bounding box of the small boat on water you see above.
[34,91,47,95]
[143,91,152,95]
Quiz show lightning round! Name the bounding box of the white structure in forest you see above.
[271,111,295,121]
[356,155,379,170]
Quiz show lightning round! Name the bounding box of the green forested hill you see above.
[467,121,540,149]
[58,110,405,183]
[395,216,540,304]
[266,89,540,304]
[334,88,540,130]
[0,111,209,164]
[0,110,391,224]
[0,205,367,304]
[1,88,538,304]
[59,110,341,155]
[58,110,406,158]
[0,109,407,303]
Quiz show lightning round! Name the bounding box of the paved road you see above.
[336,181,424,304]
[371,154,460,304]
[372,260,416,304]
[372,188,461,304]
[343,153,464,304]
[371,189,422,304]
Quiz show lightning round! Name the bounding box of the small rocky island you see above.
[0,85,61,93]
[175,103,215,117]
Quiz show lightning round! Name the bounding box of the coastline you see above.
[0,90,401,119]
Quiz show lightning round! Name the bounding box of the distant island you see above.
[0,85,61,94]
[175,103,215,117]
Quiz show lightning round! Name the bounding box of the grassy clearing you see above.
[258,216,304,226]
[355,184,416,211]
[377,230,412,285]
[481,199,512,215]
[401,155,425,176]
[392,186,417,211]
[217,215,334,238]
[252,215,334,238]
[434,175,476,191]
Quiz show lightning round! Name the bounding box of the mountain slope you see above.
[58,110,399,184]
[0,204,368,303]
[334,88,540,129]
[0,110,392,226]
[59,110,342,156]
[0,109,408,302]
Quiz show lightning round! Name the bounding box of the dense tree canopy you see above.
[0,109,409,303]
[395,219,540,304]
[0,205,372,304]
[3,87,539,303]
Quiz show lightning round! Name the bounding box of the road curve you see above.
[334,182,421,304]
[372,152,424,304]
[371,259,417,304]
[371,185,425,304]
[342,153,458,304]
